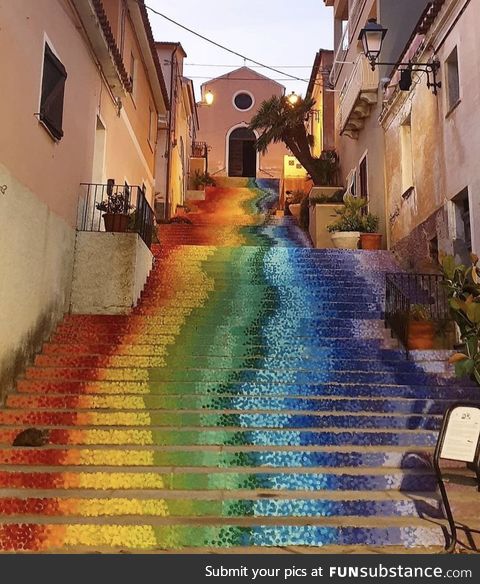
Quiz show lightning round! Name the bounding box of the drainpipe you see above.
[165,44,179,219]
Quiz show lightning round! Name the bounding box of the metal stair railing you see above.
[385,272,451,357]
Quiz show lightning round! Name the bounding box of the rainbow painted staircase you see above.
[0,177,479,552]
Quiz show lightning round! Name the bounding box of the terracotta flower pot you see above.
[360,232,382,250]
[288,203,301,219]
[407,321,435,350]
[330,231,361,250]
[103,213,129,232]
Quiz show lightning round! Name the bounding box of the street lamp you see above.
[358,18,441,94]
[198,90,214,107]
[287,91,299,106]
[204,90,214,105]
[358,18,387,67]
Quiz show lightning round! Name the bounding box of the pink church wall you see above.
[196,67,290,179]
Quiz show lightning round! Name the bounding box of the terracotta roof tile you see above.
[91,0,132,92]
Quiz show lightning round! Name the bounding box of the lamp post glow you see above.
[358,18,388,69]
[204,90,214,106]
[287,91,299,106]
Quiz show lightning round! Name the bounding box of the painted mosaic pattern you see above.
[0,178,477,552]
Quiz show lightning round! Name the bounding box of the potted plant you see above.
[96,191,135,233]
[192,170,216,190]
[327,194,366,249]
[408,304,435,350]
[360,213,382,250]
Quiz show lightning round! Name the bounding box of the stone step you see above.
[33,354,432,374]
[52,323,386,339]
[21,366,461,386]
[65,304,384,319]
[0,410,443,430]
[40,342,406,360]
[49,331,387,346]
[0,448,440,469]
[0,522,450,551]
[16,379,480,399]
[0,495,460,520]
[0,427,439,447]
[6,394,458,415]
[0,469,442,491]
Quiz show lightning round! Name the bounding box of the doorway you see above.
[228,127,257,177]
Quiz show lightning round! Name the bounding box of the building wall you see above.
[102,1,159,199]
[329,0,430,246]
[155,44,197,217]
[382,0,480,268]
[308,51,335,157]
[0,0,162,395]
[197,67,290,179]
[438,0,480,255]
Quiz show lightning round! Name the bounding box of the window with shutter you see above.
[40,44,67,140]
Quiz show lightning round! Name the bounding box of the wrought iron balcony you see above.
[77,181,155,248]
[338,54,379,139]
[191,141,208,158]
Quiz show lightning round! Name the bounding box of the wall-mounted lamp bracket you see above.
[372,60,441,95]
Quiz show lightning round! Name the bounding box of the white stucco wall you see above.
[70,232,152,315]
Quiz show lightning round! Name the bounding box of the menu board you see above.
[440,406,480,463]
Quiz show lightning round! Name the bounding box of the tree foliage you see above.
[248,95,338,186]
[442,253,480,386]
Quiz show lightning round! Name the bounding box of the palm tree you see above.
[248,95,337,186]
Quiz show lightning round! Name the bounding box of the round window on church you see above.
[233,91,254,111]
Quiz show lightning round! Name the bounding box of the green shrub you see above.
[442,253,480,386]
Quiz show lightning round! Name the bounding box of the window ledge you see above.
[446,99,461,118]
[37,117,62,143]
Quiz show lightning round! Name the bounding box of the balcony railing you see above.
[77,182,155,248]
[338,54,379,139]
[385,273,453,356]
[330,0,367,84]
[191,141,208,158]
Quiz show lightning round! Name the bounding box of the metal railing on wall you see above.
[191,141,208,158]
[385,272,452,356]
[77,182,155,249]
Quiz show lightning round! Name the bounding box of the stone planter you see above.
[330,231,360,249]
[360,233,382,250]
[407,321,435,350]
[103,213,129,232]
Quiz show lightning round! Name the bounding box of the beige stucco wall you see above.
[155,44,197,217]
[0,163,76,394]
[70,232,152,315]
[382,0,480,259]
[0,0,162,394]
[330,0,386,245]
[309,204,344,249]
[439,0,480,254]
[383,84,444,249]
[197,67,290,179]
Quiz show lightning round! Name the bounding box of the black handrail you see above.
[385,272,451,356]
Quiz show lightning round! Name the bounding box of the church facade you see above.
[196,67,290,179]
